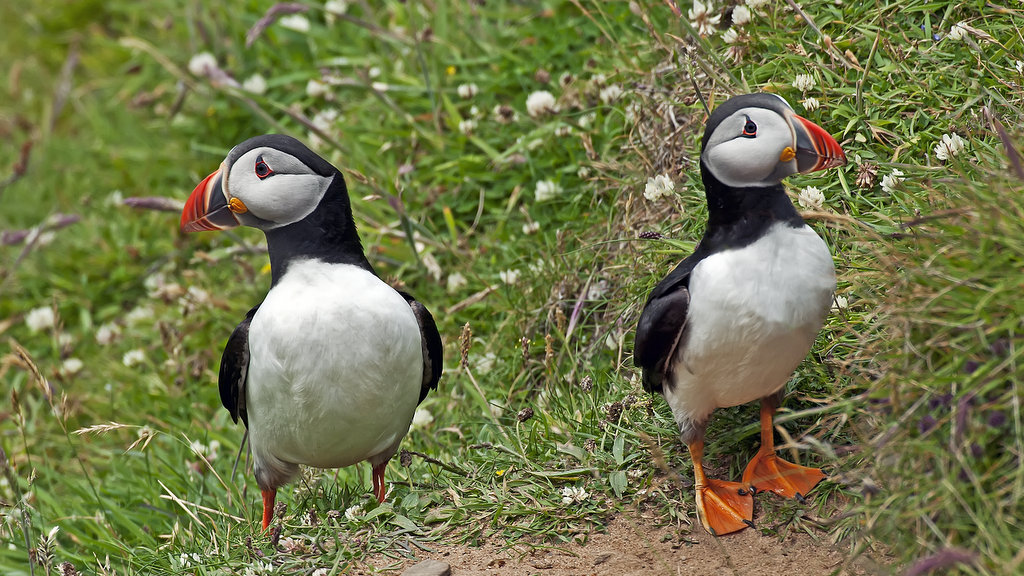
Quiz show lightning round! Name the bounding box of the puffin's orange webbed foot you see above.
[695,477,754,536]
[742,450,824,500]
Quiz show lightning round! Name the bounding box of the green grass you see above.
[1,1,1022,574]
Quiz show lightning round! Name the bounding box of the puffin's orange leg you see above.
[741,397,825,500]
[261,488,276,531]
[689,440,753,536]
[371,462,388,503]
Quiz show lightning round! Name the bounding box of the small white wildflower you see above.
[732,5,751,25]
[279,14,311,33]
[190,439,220,461]
[367,66,381,79]
[534,179,563,202]
[125,306,154,326]
[499,269,520,285]
[61,358,84,376]
[832,294,849,310]
[879,168,905,194]
[577,165,591,179]
[242,74,268,95]
[605,332,619,350]
[722,27,740,44]
[458,118,477,135]
[643,174,675,201]
[475,352,497,375]
[688,0,722,37]
[934,133,966,161]
[797,186,825,210]
[122,349,146,368]
[311,108,340,131]
[560,485,591,505]
[746,0,768,8]
[625,101,642,123]
[469,105,480,117]
[371,81,389,92]
[96,322,121,345]
[492,104,518,124]
[793,73,816,92]
[312,569,330,576]
[578,111,597,128]
[306,79,329,98]
[1016,60,1024,75]
[186,285,210,305]
[591,73,607,86]
[522,221,540,235]
[526,90,558,118]
[187,52,218,77]
[324,0,349,16]
[411,407,434,429]
[599,84,623,104]
[25,306,56,333]
[344,504,364,521]
[446,272,467,293]
[457,83,478,99]
[947,21,968,41]
[801,96,820,111]
[554,125,573,137]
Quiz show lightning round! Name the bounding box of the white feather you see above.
[245,259,423,487]
[664,222,835,426]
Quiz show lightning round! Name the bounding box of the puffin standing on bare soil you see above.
[180,134,443,530]
[634,93,846,535]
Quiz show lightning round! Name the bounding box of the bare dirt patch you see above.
[360,511,882,575]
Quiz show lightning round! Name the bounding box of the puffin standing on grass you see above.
[180,134,443,530]
[634,93,846,535]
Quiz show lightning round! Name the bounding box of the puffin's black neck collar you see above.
[264,176,374,284]
[698,158,805,252]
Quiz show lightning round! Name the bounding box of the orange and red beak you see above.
[791,113,846,173]
[180,164,240,233]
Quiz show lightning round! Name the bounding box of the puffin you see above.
[633,93,846,535]
[180,134,443,530]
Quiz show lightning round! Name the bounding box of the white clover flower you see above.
[411,407,434,429]
[688,0,721,37]
[526,90,558,118]
[125,306,154,326]
[190,439,220,461]
[306,79,329,98]
[560,485,591,505]
[832,294,849,310]
[367,66,381,79]
[1016,60,1024,75]
[312,569,330,576]
[187,52,218,77]
[475,352,497,375]
[599,84,623,104]
[25,306,56,333]
[96,322,121,345]
[324,0,348,16]
[279,14,311,33]
[643,174,675,201]
[577,166,591,179]
[344,504,364,521]
[534,179,563,202]
[371,81,389,92]
[555,125,573,137]
[880,168,905,194]
[311,108,340,131]
[458,119,477,135]
[61,358,84,376]
[457,83,478,99]
[797,186,825,210]
[801,97,820,111]
[732,5,751,25]
[499,269,520,285]
[746,0,768,9]
[934,133,966,161]
[522,221,540,235]
[948,21,968,41]
[242,74,268,95]
[722,27,740,44]
[122,349,146,368]
[793,73,816,92]
[446,272,467,293]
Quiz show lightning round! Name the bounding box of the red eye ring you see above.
[741,116,757,138]
[255,156,274,180]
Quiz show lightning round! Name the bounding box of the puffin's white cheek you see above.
[706,143,781,187]
[244,174,328,225]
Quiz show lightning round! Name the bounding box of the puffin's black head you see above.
[700,93,846,189]
[181,134,345,233]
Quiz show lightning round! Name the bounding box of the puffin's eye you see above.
[254,156,274,180]
[741,117,757,138]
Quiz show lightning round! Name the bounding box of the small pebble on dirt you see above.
[401,559,451,576]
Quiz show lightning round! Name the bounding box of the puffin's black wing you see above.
[398,291,443,403]
[219,304,260,427]
[634,253,705,395]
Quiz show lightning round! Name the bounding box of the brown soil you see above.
[362,511,886,576]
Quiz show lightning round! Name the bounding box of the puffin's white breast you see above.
[665,222,835,424]
[246,259,423,469]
